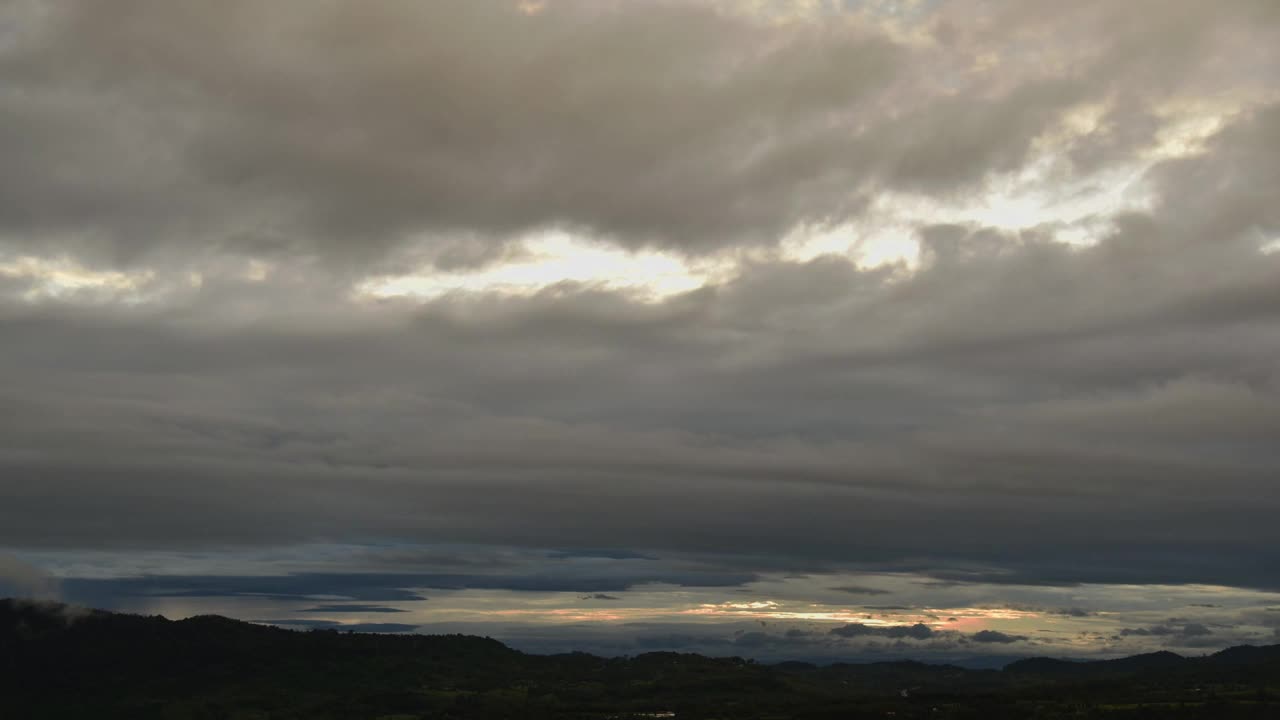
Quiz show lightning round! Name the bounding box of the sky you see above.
[1,0,1279,666]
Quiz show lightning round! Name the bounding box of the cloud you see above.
[969,630,1027,644]
[4,0,1273,270]
[999,604,1093,617]
[0,553,59,601]
[829,623,1032,647]
[830,623,935,640]
[1,0,1279,622]
[1119,623,1214,639]
[255,619,421,633]
[0,0,906,264]
[829,585,892,596]
[58,569,753,609]
[1056,608,1092,618]
[301,604,409,614]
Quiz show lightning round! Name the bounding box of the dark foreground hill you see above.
[3,599,1279,719]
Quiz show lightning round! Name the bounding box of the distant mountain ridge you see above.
[4,598,1279,718]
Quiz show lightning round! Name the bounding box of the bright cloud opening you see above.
[357,232,724,301]
[0,254,155,301]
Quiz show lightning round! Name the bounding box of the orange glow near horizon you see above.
[401,597,1046,630]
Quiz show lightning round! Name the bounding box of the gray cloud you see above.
[57,569,754,611]
[301,604,409,614]
[2,0,1273,270]
[829,585,892,596]
[970,630,1027,644]
[0,0,901,264]
[255,619,421,634]
[0,553,59,601]
[998,604,1093,618]
[1118,623,1215,642]
[830,623,935,640]
[1,0,1279,618]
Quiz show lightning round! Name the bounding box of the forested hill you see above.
[3,598,1280,719]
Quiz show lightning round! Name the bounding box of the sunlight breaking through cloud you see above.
[0,254,155,301]
[357,232,720,301]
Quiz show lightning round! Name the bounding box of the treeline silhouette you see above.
[3,599,1279,719]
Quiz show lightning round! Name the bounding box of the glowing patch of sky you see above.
[1,92,1261,308]
[356,152,1157,303]
[358,232,722,301]
[22,543,1280,660]
[0,254,155,301]
[356,100,1245,302]
[92,579,1280,660]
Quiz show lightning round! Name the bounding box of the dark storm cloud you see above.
[1,0,1279,601]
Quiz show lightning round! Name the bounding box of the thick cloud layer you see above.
[2,0,1279,621]
[3,0,1274,266]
